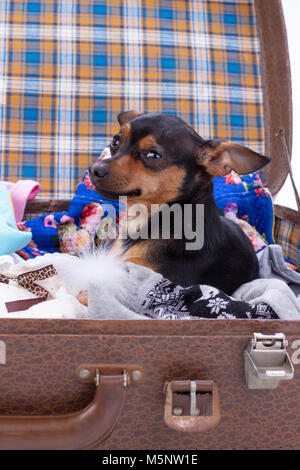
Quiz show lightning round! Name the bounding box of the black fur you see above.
[90,112,269,295]
[123,180,259,295]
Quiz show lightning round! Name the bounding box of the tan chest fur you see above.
[110,238,157,271]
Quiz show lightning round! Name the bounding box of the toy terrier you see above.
[90,111,270,294]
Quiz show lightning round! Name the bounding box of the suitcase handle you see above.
[164,380,221,432]
[0,373,127,450]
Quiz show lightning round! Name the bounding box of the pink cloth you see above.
[3,180,40,223]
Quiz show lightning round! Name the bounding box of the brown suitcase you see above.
[0,319,300,450]
[0,0,300,450]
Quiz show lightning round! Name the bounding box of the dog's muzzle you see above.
[89,161,110,181]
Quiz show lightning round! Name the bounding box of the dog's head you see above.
[90,110,270,205]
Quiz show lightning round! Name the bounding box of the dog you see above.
[89,110,270,295]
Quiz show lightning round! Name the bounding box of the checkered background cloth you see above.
[0,0,264,198]
[274,217,300,268]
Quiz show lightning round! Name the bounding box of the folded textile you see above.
[0,264,57,312]
[223,201,267,253]
[16,242,45,260]
[0,253,24,269]
[3,179,40,223]
[233,278,300,320]
[84,252,280,320]
[87,258,160,320]
[213,171,274,244]
[140,278,278,320]
[0,254,87,318]
[25,250,291,320]
[1,250,275,320]
[257,244,300,298]
[24,171,122,254]
[0,183,32,255]
[1,245,298,321]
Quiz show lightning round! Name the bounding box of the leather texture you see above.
[0,319,300,449]
[0,374,126,450]
[255,0,292,195]
[164,381,221,433]
[3,0,298,451]
[275,205,300,225]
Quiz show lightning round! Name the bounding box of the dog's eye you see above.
[111,135,120,148]
[146,151,161,159]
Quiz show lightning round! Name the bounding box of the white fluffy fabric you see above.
[49,248,128,297]
[0,248,135,319]
[2,249,299,321]
[0,253,88,318]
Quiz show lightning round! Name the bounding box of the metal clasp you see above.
[0,341,6,365]
[76,364,143,387]
[244,333,294,389]
[190,381,200,416]
[164,380,221,433]
[93,368,129,388]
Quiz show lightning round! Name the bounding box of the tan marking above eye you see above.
[138,135,157,151]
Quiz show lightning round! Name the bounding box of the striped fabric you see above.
[0,0,264,198]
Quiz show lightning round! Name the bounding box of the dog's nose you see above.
[90,162,109,179]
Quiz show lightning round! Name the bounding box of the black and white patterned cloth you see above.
[141,279,278,320]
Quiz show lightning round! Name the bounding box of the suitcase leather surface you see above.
[0,0,298,451]
[0,318,300,450]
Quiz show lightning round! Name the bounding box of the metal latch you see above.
[244,333,294,389]
[76,364,144,387]
[164,380,221,433]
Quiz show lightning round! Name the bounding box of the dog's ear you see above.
[117,110,143,126]
[198,141,271,176]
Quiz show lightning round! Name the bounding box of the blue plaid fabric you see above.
[0,0,264,198]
